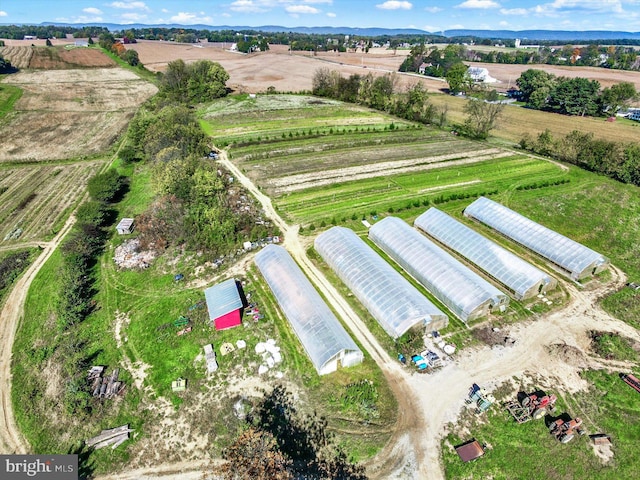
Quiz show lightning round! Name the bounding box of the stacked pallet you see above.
[88,366,125,399]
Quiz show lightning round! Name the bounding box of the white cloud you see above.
[0,11,7,17]
[230,0,268,13]
[376,1,413,10]
[286,5,321,14]
[500,7,527,14]
[327,12,336,17]
[170,11,213,24]
[534,0,627,15]
[423,25,442,32]
[121,12,147,21]
[457,0,500,8]
[161,8,169,13]
[108,1,150,11]
[448,23,465,29]
[65,15,104,23]
[425,6,443,13]
[499,20,509,25]
[83,7,103,15]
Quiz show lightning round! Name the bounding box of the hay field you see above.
[0,68,157,161]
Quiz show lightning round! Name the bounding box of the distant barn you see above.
[204,278,247,330]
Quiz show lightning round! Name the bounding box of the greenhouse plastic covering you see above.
[464,197,608,280]
[254,245,363,375]
[415,208,555,300]
[369,217,508,322]
[314,226,448,339]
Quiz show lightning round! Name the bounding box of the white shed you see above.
[116,218,135,235]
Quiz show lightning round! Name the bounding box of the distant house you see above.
[418,62,432,74]
[23,35,36,40]
[204,278,247,330]
[74,40,89,47]
[116,218,135,235]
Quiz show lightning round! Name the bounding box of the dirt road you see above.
[0,214,78,454]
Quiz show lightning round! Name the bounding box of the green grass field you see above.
[0,81,22,120]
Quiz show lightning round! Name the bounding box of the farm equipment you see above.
[466,383,495,414]
[620,373,640,394]
[505,391,557,423]
[549,416,585,443]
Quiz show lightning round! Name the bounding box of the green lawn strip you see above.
[0,81,23,120]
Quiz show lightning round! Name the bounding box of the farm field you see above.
[0,67,157,162]
[0,44,117,69]
[0,161,104,244]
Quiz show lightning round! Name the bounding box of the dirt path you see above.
[0,213,78,454]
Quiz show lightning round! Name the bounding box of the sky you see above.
[1,0,639,32]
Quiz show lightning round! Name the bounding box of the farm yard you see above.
[0,65,157,162]
[1,35,640,480]
[0,162,103,243]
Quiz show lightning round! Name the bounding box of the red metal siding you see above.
[215,309,241,330]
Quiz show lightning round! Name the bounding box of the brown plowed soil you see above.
[0,45,116,69]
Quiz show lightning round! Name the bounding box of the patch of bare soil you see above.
[592,442,615,465]
[0,68,157,162]
[269,149,510,194]
[27,46,116,69]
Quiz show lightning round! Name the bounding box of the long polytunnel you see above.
[369,216,509,322]
[254,245,363,376]
[464,197,608,280]
[415,208,557,300]
[314,226,448,339]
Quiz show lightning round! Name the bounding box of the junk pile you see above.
[255,339,282,374]
[87,366,125,399]
[113,239,157,269]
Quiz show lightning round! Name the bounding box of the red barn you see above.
[204,278,246,330]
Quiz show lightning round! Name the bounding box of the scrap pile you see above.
[88,366,125,399]
[255,339,283,374]
[113,239,157,269]
[86,424,132,450]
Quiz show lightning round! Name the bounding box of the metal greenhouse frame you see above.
[254,245,363,376]
[369,217,509,322]
[314,226,448,339]
[464,197,608,280]
[415,208,557,300]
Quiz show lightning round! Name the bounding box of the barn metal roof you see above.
[204,278,243,320]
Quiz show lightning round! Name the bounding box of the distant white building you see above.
[467,67,498,84]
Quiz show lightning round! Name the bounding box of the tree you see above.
[122,49,140,66]
[87,169,126,203]
[218,428,292,480]
[462,97,504,139]
[515,69,556,107]
[548,77,601,116]
[599,81,638,114]
[445,62,470,94]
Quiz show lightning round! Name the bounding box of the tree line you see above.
[515,69,638,116]
[520,130,640,187]
[125,59,275,257]
[312,67,503,139]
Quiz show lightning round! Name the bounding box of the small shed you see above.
[171,377,187,392]
[204,278,247,330]
[455,439,485,463]
[116,218,135,235]
[203,344,218,373]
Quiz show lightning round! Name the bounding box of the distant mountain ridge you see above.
[9,22,640,40]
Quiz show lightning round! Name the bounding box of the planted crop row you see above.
[277,156,566,225]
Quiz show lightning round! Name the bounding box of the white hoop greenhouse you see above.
[254,245,363,375]
[464,197,608,280]
[415,208,557,300]
[369,216,508,322]
[314,226,448,339]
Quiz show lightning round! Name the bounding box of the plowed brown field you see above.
[0,45,116,69]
